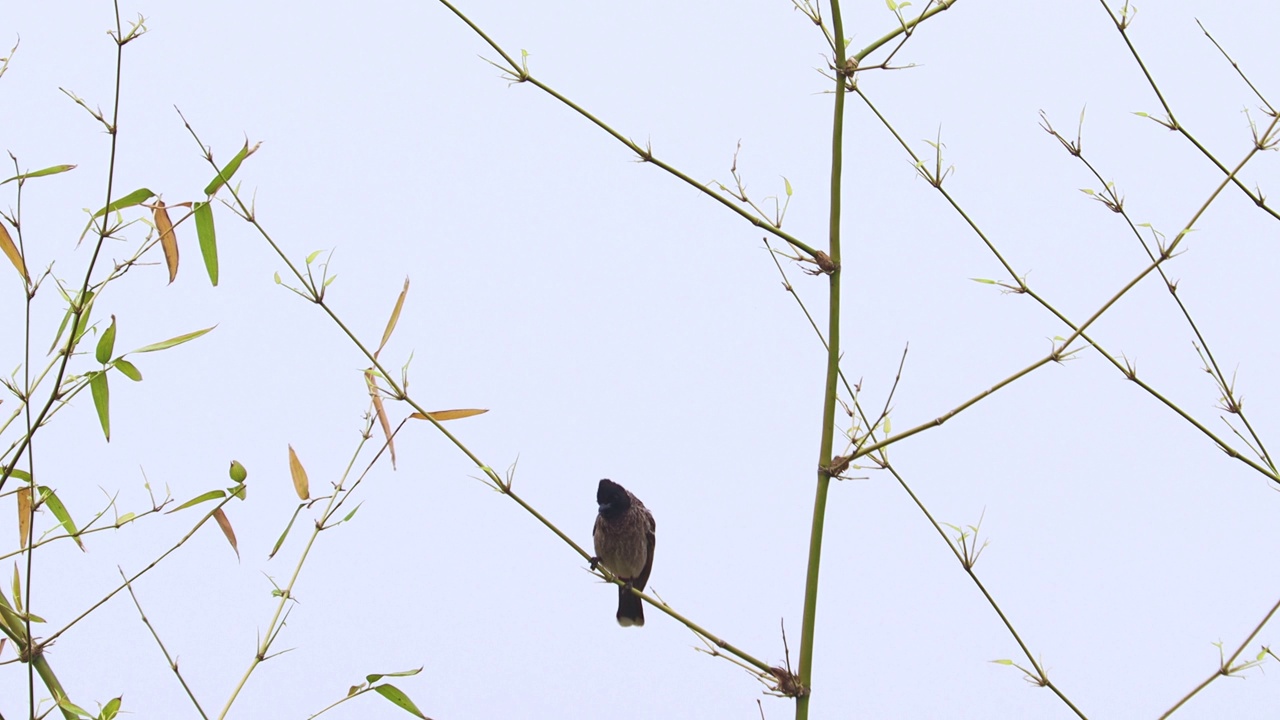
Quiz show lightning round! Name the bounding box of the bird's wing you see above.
[634,508,656,591]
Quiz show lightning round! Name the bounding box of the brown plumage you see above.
[592,479,656,627]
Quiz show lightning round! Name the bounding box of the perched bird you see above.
[592,479,656,627]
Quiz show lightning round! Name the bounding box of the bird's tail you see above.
[616,585,644,627]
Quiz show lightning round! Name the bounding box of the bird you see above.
[592,479,656,627]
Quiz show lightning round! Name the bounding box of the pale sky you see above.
[4,2,1280,718]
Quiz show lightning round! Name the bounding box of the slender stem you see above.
[796,2,847,716]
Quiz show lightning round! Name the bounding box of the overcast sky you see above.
[4,1,1280,718]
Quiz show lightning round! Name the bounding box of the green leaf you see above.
[96,315,117,364]
[782,176,793,196]
[90,370,110,441]
[204,141,255,196]
[101,696,122,720]
[38,486,84,551]
[113,358,142,381]
[969,278,996,284]
[59,289,97,350]
[90,188,155,220]
[305,249,324,265]
[373,684,429,719]
[342,502,363,523]
[166,489,226,514]
[0,163,76,186]
[130,325,215,354]
[194,201,218,286]
[268,505,304,559]
[79,188,155,245]
[2,467,32,482]
[56,697,93,718]
[366,668,423,684]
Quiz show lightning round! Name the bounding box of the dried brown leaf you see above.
[154,199,178,284]
[213,507,239,560]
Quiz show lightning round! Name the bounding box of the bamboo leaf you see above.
[203,141,258,196]
[129,325,215,354]
[154,199,179,284]
[166,489,226,514]
[194,201,218,286]
[90,370,110,441]
[79,188,155,245]
[113,358,143,381]
[366,371,395,469]
[377,277,410,357]
[373,684,430,719]
[410,408,488,422]
[288,444,310,500]
[96,315,117,364]
[0,163,76,185]
[268,504,305,560]
[0,220,28,284]
[38,486,84,551]
[213,508,239,560]
[16,487,31,549]
[90,188,155,220]
[366,667,423,683]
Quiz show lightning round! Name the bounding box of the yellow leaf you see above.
[365,371,395,469]
[16,487,31,549]
[376,277,409,359]
[288,444,310,500]
[410,408,488,422]
[213,508,239,560]
[0,220,28,285]
[154,199,178,284]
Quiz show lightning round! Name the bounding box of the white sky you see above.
[4,1,1280,718]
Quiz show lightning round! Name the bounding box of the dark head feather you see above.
[596,478,632,519]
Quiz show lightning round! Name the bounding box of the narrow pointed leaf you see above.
[288,445,310,500]
[130,325,215,353]
[377,277,410,357]
[16,487,31,549]
[0,163,76,185]
[372,684,429,719]
[342,501,363,523]
[91,188,155,220]
[114,358,142,381]
[365,371,395,469]
[166,489,226,514]
[70,290,97,346]
[203,141,258,196]
[410,408,488,422]
[11,564,20,613]
[366,668,423,683]
[90,370,110,441]
[268,504,305,559]
[194,201,218,286]
[213,508,239,560]
[38,486,84,551]
[154,199,179,284]
[0,221,28,284]
[56,698,92,718]
[102,696,122,720]
[96,315,117,364]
